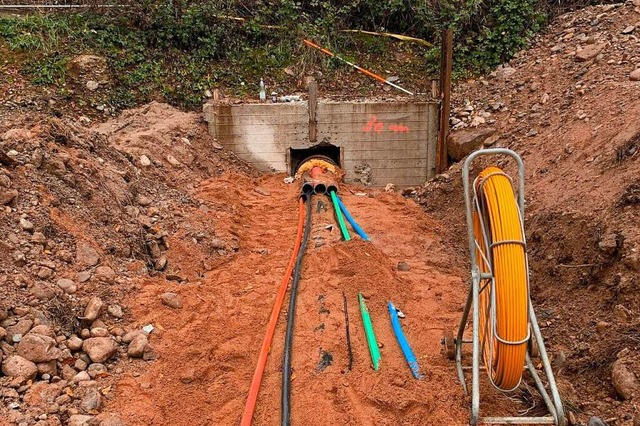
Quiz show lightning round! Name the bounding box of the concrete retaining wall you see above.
[203,100,439,186]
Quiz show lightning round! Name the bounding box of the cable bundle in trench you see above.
[473,166,529,391]
[281,196,313,425]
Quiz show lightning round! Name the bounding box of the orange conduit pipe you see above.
[241,198,306,425]
[473,166,528,391]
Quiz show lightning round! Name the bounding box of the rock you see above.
[76,243,100,267]
[75,358,89,371]
[6,319,33,343]
[16,334,61,362]
[68,414,94,426]
[127,333,148,358]
[94,266,115,284]
[575,44,605,62]
[90,327,110,338]
[100,415,125,426]
[596,321,609,335]
[154,256,167,271]
[2,355,38,380]
[85,80,100,91]
[254,187,271,196]
[161,292,182,309]
[20,218,34,232]
[2,128,32,141]
[37,360,57,377]
[139,155,151,167]
[44,158,67,177]
[496,66,517,79]
[613,304,632,323]
[611,358,639,400]
[83,297,104,322]
[447,127,497,161]
[67,335,83,351]
[87,363,107,379]
[77,271,92,283]
[72,371,91,383]
[31,232,47,245]
[56,279,77,295]
[630,68,640,82]
[588,417,609,426]
[79,387,102,413]
[622,25,635,35]
[598,233,620,255]
[0,189,18,205]
[107,305,123,319]
[166,155,180,166]
[136,195,151,207]
[122,330,144,344]
[142,343,159,361]
[82,337,117,363]
[30,282,55,300]
[61,364,77,381]
[397,261,411,272]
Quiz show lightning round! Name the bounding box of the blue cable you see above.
[335,196,370,241]
[388,302,423,380]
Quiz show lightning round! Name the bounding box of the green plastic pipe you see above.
[358,293,381,370]
[330,190,351,241]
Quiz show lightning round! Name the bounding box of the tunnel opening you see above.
[289,144,341,176]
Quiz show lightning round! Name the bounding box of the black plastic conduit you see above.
[281,195,313,426]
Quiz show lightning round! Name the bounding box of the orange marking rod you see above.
[302,39,414,96]
[241,198,306,426]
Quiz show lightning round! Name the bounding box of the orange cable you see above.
[474,167,528,391]
[241,198,306,426]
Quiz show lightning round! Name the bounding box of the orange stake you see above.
[241,197,306,426]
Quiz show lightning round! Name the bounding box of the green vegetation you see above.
[0,0,546,110]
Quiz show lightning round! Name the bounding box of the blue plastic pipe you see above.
[388,302,423,379]
[336,196,369,241]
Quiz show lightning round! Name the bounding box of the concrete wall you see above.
[203,100,439,186]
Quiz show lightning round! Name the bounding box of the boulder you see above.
[2,355,38,380]
[83,297,104,322]
[16,333,61,362]
[127,333,148,358]
[447,127,497,161]
[575,43,605,62]
[76,243,100,267]
[82,337,118,363]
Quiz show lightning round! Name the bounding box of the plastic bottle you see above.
[259,79,266,102]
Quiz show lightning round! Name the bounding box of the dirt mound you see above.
[420,2,640,423]
[0,102,254,424]
[106,176,524,425]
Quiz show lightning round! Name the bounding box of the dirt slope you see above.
[420,2,640,424]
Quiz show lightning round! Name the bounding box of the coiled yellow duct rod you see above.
[473,166,529,391]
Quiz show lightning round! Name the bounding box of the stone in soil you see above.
[79,386,103,413]
[143,343,159,361]
[67,335,83,351]
[87,363,107,379]
[611,358,639,400]
[83,296,104,321]
[56,278,77,294]
[107,304,124,318]
[6,319,33,343]
[82,337,118,363]
[76,242,100,267]
[575,43,605,62]
[397,261,411,271]
[2,355,38,381]
[67,414,94,426]
[447,127,497,161]
[94,265,115,284]
[161,292,183,309]
[127,333,148,358]
[630,68,640,81]
[16,333,61,363]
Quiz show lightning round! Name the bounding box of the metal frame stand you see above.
[455,148,565,426]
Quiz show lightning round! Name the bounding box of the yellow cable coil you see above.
[473,166,529,391]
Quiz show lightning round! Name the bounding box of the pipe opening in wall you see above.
[290,143,341,176]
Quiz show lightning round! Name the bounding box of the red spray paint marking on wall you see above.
[362,115,410,133]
